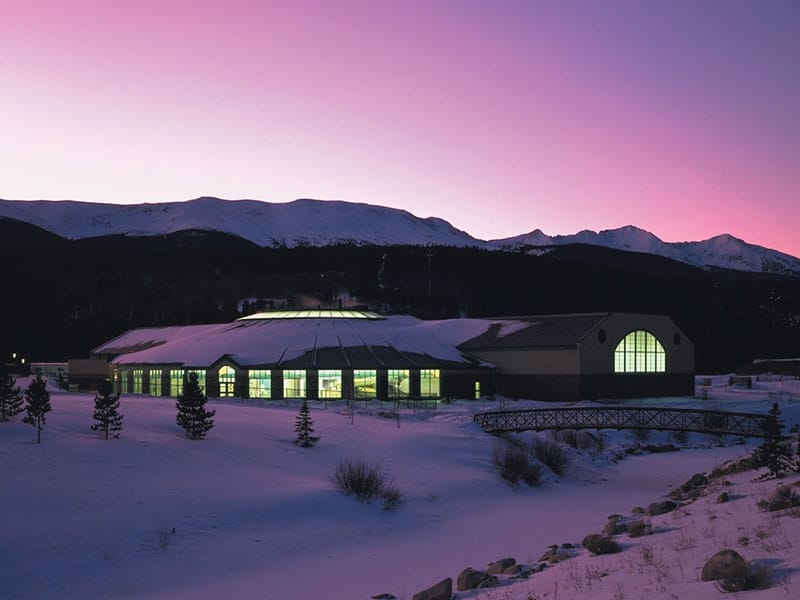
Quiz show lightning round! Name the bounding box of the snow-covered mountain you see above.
[1,197,798,276]
[0,197,479,248]
[494,225,800,276]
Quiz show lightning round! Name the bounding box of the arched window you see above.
[218,366,235,397]
[614,330,665,373]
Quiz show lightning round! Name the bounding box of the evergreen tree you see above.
[294,399,320,447]
[22,375,52,444]
[755,402,792,479]
[91,379,123,439]
[0,372,24,422]
[176,372,215,440]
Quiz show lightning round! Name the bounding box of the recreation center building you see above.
[92,310,694,402]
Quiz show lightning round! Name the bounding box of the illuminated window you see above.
[170,369,184,397]
[614,330,665,373]
[248,370,272,399]
[474,381,481,400]
[353,370,377,399]
[120,370,129,394]
[420,369,440,397]
[318,370,342,399]
[387,369,410,399]
[131,369,143,394]
[186,369,206,393]
[149,369,162,396]
[219,366,235,398]
[283,370,306,398]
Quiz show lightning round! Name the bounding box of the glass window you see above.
[318,370,342,399]
[170,369,184,397]
[614,330,666,373]
[283,369,306,398]
[149,369,162,396]
[219,366,235,398]
[248,369,272,399]
[420,369,440,397]
[186,369,206,393]
[132,369,143,394]
[120,370,129,394]
[474,381,481,400]
[353,370,377,399]
[387,369,410,399]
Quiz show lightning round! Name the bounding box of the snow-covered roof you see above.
[94,315,512,369]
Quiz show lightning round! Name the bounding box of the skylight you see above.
[237,309,384,320]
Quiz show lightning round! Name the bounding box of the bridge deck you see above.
[473,406,776,438]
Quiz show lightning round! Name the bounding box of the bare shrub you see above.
[532,437,571,475]
[757,485,800,512]
[555,429,598,450]
[627,520,652,538]
[671,429,689,444]
[710,454,758,478]
[330,458,403,510]
[632,428,651,442]
[716,562,771,592]
[581,534,621,555]
[492,439,543,487]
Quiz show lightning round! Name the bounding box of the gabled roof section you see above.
[459,313,609,350]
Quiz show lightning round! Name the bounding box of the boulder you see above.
[631,506,644,514]
[372,595,396,600]
[701,550,748,582]
[412,577,452,600]
[603,518,628,536]
[503,564,523,575]
[456,568,488,591]
[716,492,730,504]
[646,500,678,516]
[477,576,499,589]
[549,550,571,563]
[487,557,516,575]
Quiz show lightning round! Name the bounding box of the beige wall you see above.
[470,348,579,375]
[579,313,694,374]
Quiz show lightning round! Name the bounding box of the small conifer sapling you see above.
[22,375,52,444]
[755,402,792,479]
[176,372,215,440]
[294,399,320,447]
[91,379,124,439]
[0,372,24,422]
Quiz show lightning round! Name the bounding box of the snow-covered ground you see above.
[1,378,799,599]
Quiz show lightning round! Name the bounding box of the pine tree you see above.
[755,402,792,479]
[294,399,320,447]
[22,375,52,444]
[0,372,24,422]
[176,372,215,440]
[91,379,123,439]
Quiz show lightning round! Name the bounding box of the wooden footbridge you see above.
[473,406,777,438]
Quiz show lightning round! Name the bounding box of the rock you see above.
[476,576,499,589]
[627,519,652,538]
[487,557,516,575]
[560,542,573,549]
[716,492,730,504]
[631,506,644,514]
[581,534,621,555]
[646,500,678,516]
[549,550,571,563]
[503,564,522,575]
[372,595,396,600]
[701,550,748,582]
[539,547,558,562]
[457,568,488,591]
[412,578,452,600]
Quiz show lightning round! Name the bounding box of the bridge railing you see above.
[473,406,777,438]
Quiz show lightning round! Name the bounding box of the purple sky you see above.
[2,0,798,256]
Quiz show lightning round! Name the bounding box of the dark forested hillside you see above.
[2,217,798,373]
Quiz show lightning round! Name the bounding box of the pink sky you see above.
[2,0,798,256]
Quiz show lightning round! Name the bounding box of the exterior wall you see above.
[580,373,694,399]
[579,313,694,375]
[67,358,110,391]
[494,374,581,402]
[467,348,579,375]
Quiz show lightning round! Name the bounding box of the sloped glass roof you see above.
[237,309,384,320]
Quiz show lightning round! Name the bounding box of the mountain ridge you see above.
[1,196,798,276]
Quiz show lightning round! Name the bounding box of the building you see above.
[92,310,693,402]
[460,312,694,401]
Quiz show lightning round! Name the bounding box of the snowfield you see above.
[1,379,799,600]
